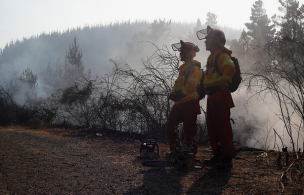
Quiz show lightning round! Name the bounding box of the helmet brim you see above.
[197,26,214,40]
[171,40,199,52]
[196,29,208,40]
[171,42,183,51]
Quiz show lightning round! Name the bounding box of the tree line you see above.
[0,0,303,149]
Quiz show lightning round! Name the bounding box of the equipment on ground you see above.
[140,138,204,169]
[139,139,160,159]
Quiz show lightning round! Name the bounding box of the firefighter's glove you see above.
[220,83,229,91]
[169,90,185,102]
[169,92,178,102]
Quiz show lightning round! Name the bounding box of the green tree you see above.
[272,0,304,41]
[18,66,38,90]
[188,18,203,42]
[148,19,173,44]
[124,19,173,67]
[42,60,64,91]
[238,29,251,51]
[8,66,39,102]
[63,37,85,85]
[245,0,276,46]
[126,31,148,56]
[205,12,218,28]
[187,19,207,61]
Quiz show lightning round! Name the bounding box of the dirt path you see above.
[0,127,301,194]
[0,127,148,194]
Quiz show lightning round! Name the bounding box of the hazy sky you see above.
[1,0,303,49]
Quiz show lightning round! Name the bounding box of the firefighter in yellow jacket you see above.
[166,40,202,156]
[197,26,236,169]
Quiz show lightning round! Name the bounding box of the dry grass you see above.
[0,126,303,194]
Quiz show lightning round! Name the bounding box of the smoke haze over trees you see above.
[0,20,240,78]
[235,0,304,151]
[0,18,240,100]
[0,0,303,151]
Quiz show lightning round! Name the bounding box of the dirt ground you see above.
[0,126,303,195]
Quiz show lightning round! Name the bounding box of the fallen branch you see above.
[278,156,304,193]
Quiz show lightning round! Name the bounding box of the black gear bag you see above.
[196,52,242,100]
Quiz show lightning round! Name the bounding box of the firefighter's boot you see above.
[203,153,222,166]
[215,157,233,169]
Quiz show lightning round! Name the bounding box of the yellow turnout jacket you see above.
[171,60,202,104]
[204,48,235,88]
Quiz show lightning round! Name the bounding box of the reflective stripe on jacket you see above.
[204,49,235,88]
[171,60,202,104]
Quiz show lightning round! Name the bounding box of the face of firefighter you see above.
[180,50,186,61]
[179,51,192,62]
[204,36,214,51]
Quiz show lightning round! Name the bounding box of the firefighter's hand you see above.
[220,83,229,91]
[169,92,179,102]
[169,90,185,102]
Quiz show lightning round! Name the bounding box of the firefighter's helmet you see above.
[197,25,226,45]
[171,40,199,58]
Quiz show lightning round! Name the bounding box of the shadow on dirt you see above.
[124,167,188,195]
[124,159,232,195]
[186,166,232,195]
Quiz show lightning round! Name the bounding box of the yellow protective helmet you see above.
[197,26,231,54]
[171,40,199,58]
[197,25,226,45]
